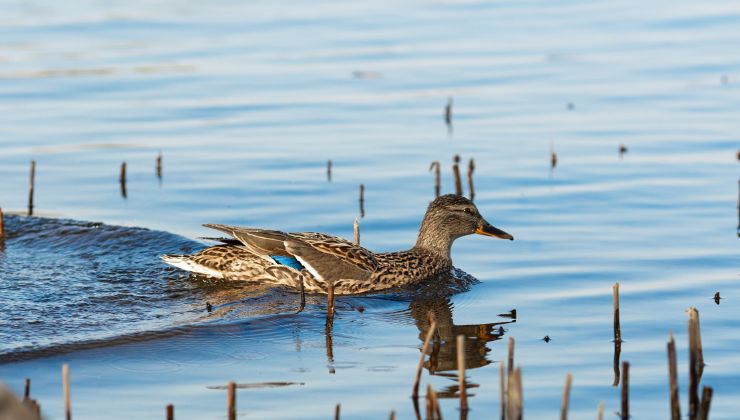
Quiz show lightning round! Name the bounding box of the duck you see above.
[162,194,513,295]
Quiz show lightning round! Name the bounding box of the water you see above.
[1,0,739,418]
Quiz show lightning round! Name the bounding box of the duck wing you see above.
[203,224,379,278]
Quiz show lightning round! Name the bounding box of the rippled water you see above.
[1,0,739,418]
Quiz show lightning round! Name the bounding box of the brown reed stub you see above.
[613,283,622,387]
[452,155,463,195]
[327,159,332,182]
[507,367,523,420]
[713,291,721,305]
[120,161,128,199]
[445,97,453,126]
[621,361,629,420]
[698,386,713,420]
[0,208,4,240]
[667,333,681,420]
[499,362,506,420]
[24,379,30,400]
[389,410,396,420]
[412,313,437,398]
[467,158,475,202]
[334,403,340,420]
[326,280,336,328]
[206,302,212,312]
[551,150,558,169]
[166,404,174,420]
[507,337,515,376]
[353,218,360,246]
[429,161,441,197]
[156,152,163,179]
[561,373,572,420]
[426,384,442,420]
[688,307,704,419]
[28,160,36,216]
[359,184,365,218]
[597,402,604,420]
[62,364,71,420]
[456,334,468,412]
[298,277,306,312]
[227,381,236,420]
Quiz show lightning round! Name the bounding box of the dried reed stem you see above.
[412,314,437,398]
[389,410,396,420]
[499,362,506,420]
[334,403,340,420]
[156,152,162,179]
[452,155,462,196]
[166,404,174,420]
[621,361,629,420]
[24,378,30,400]
[120,161,127,198]
[597,402,604,420]
[507,337,514,376]
[298,277,305,312]
[28,160,36,216]
[429,161,441,197]
[353,218,360,245]
[667,333,681,420]
[62,364,71,420]
[227,381,236,420]
[467,158,475,202]
[560,373,572,420]
[456,334,468,412]
[688,307,704,419]
[0,208,4,240]
[359,184,365,218]
[507,367,522,420]
[327,159,332,182]
[326,280,335,325]
[698,386,713,420]
[426,384,441,420]
[445,97,453,126]
[612,282,622,387]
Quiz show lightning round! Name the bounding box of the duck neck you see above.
[414,218,454,260]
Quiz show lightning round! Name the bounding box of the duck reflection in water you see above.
[408,296,514,399]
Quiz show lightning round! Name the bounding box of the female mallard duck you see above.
[162,194,512,295]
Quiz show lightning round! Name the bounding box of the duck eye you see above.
[463,208,473,215]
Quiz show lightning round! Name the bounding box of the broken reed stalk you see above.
[62,364,71,420]
[507,337,515,376]
[227,381,236,420]
[334,403,340,420]
[467,158,475,202]
[353,218,360,245]
[24,378,30,399]
[613,282,622,387]
[688,307,704,420]
[120,161,127,198]
[426,384,442,420]
[166,404,174,420]
[28,160,36,216]
[359,184,365,218]
[597,402,604,420]
[698,386,713,420]
[452,155,463,196]
[327,159,332,182]
[507,367,523,420]
[560,373,572,420]
[298,277,306,312]
[389,410,396,420]
[156,151,162,179]
[551,149,558,169]
[412,314,437,398]
[429,161,441,197]
[445,97,452,126]
[326,280,336,328]
[621,361,629,420]
[0,208,4,240]
[457,334,468,412]
[667,333,681,420]
[499,362,506,420]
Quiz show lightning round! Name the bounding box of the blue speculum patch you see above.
[271,255,305,270]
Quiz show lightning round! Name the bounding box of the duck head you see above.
[415,194,513,257]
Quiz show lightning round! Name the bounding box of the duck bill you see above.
[475,221,514,240]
